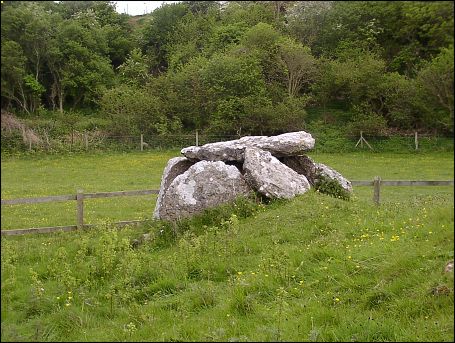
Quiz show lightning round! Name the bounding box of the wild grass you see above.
[1,150,454,341]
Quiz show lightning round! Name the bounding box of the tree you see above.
[416,46,454,132]
[51,17,115,110]
[1,40,28,113]
[117,48,150,86]
[166,11,216,70]
[286,1,333,50]
[99,85,170,136]
[381,72,419,129]
[331,48,387,112]
[240,23,284,90]
[1,2,55,83]
[207,23,248,55]
[279,38,318,97]
[140,3,189,72]
[303,1,454,75]
[220,2,275,27]
[201,53,268,134]
[154,56,211,130]
[1,2,58,113]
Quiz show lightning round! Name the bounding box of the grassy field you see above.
[1,151,453,230]
[1,151,454,342]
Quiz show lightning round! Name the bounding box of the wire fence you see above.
[1,130,453,154]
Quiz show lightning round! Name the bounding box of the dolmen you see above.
[153,131,352,221]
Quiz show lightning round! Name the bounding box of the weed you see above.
[314,175,351,200]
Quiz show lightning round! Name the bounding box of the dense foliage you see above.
[1,1,454,138]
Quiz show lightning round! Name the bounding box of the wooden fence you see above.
[1,179,453,236]
[351,178,454,205]
[1,189,159,236]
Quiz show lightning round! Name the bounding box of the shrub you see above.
[314,175,351,201]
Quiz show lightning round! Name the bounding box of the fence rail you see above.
[1,179,453,236]
[1,189,159,236]
[351,180,454,187]
[351,178,454,205]
[1,194,76,205]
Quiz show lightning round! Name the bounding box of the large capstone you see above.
[281,155,352,193]
[158,161,252,221]
[243,147,311,199]
[153,157,195,219]
[181,131,315,162]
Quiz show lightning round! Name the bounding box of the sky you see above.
[113,1,180,16]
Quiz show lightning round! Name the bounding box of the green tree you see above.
[416,46,454,132]
[155,56,211,130]
[279,38,318,97]
[286,1,333,50]
[1,2,58,113]
[201,53,268,134]
[220,2,275,27]
[52,17,115,110]
[117,48,150,86]
[381,72,419,129]
[140,3,189,72]
[1,2,55,82]
[99,85,171,136]
[1,40,28,113]
[240,23,284,92]
[303,1,454,75]
[207,23,248,55]
[331,48,387,112]
[166,11,216,70]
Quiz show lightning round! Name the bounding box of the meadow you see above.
[1,150,454,341]
[1,150,453,230]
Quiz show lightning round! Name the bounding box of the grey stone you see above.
[153,157,194,219]
[158,161,252,221]
[243,147,311,199]
[281,155,352,193]
[181,131,315,162]
[315,162,352,193]
[445,260,454,273]
[280,155,317,184]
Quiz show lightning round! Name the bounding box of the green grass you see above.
[1,150,180,229]
[1,151,454,341]
[1,151,453,230]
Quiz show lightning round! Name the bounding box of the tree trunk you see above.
[59,92,63,113]
[18,84,30,115]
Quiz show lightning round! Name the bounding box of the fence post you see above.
[76,189,84,229]
[196,130,199,146]
[84,133,89,151]
[373,176,381,205]
[140,134,144,151]
[29,140,32,151]
[415,131,418,150]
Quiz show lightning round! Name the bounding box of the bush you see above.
[306,120,353,152]
[99,85,171,136]
[314,175,351,201]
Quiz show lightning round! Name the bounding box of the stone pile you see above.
[153,131,352,221]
